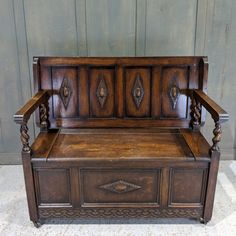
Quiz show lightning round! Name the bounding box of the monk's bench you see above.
[14,57,229,227]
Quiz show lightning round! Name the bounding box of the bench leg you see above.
[22,152,39,226]
[33,220,42,228]
[202,151,220,223]
[199,217,209,224]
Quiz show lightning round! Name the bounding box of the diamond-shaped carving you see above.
[59,77,72,109]
[132,74,144,109]
[99,180,141,194]
[96,75,108,108]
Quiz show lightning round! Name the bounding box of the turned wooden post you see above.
[39,99,50,131]
[20,123,31,153]
[211,120,222,152]
[190,92,201,130]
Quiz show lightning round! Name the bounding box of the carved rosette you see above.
[169,84,180,109]
[99,180,141,194]
[132,74,144,109]
[20,124,30,152]
[59,77,72,109]
[96,75,108,108]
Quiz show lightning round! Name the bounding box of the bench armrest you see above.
[193,90,229,123]
[190,89,229,153]
[14,90,49,124]
[13,90,50,153]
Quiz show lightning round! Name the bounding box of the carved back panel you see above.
[34,57,208,128]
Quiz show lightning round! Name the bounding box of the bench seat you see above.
[32,128,210,161]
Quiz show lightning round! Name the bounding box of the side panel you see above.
[169,168,208,207]
[34,168,72,207]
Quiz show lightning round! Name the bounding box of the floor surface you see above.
[0,161,236,236]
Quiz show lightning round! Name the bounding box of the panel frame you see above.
[168,167,208,207]
[34,168,72,207]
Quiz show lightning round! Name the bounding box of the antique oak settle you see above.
[14,57,229,227]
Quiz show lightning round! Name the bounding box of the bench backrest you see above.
[34,57,208,128]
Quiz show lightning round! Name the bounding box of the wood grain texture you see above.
[81,169,160,205]
[89,68,115,117]
[33,57,204,128]
[125,68,151,117]
[48,128,194,159]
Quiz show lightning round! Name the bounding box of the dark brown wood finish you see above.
[35,56,207,128]
[13,56,229,227]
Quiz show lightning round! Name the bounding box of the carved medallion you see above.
[169,84,180,109]
[59,77,72,109]
[132,74,144,109]
[99,180,141,194]
[96,75,108,108]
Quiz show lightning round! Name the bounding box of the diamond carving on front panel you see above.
[59,77,72,109]
[132,74,144,109]
[96,75,108,108]
[99,180,141,194]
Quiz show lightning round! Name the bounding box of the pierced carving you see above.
[39,208,202,219]
[169,84,180,109]
[211,121,222,152]
[20,124,30,152]
[190,94,201,130]
[39,102,50,130]
[99,180,141,194]
[132,74,144,109]
[59,77,72,109]
[96,75,108,108]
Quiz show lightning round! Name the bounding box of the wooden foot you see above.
[199,217,209,224]
[33,221,41,228]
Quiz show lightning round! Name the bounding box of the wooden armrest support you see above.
[14,90,49,125]
[191,90,229,153]
[193,90,229,123]
[14,90,50,153]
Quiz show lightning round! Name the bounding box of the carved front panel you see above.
[161,67,188,118]
[52,67,78,118]
[89,68,115,118]
[80,169,160,205]
[34,169,71,206]
[169,168,207,207]
[125,68,151,117]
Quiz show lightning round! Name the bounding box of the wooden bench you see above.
[14,57,229,227]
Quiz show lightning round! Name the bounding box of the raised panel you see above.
[125,68,151,117]
[81,169,160,205]
[169,168,207,206]
[161,67,188,118]
[35,169,71,205]
[89,68,115,117]
[52,67,78,118]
